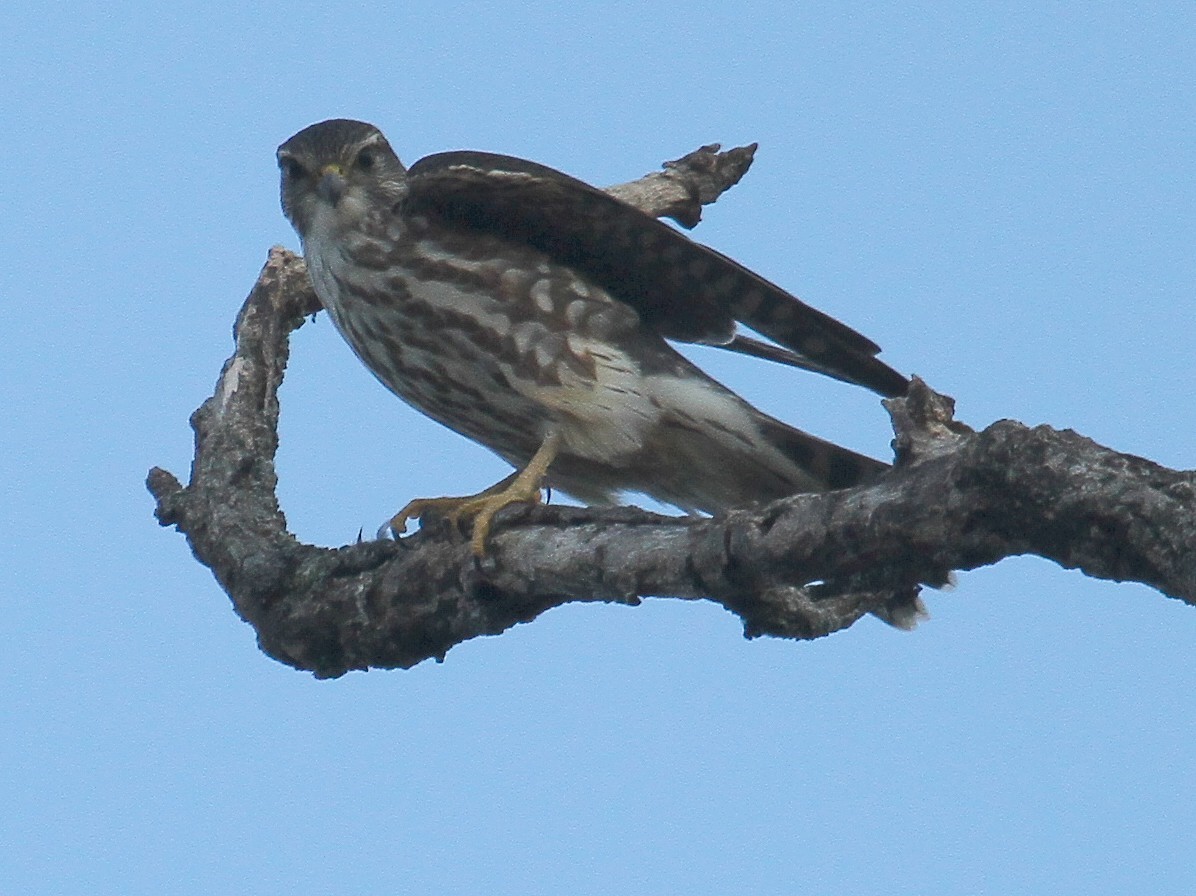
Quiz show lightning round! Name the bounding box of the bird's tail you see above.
[752,413,890,496]
[632,402,927,630]
[635,404,888,516]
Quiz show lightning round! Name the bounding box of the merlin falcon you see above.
[278,119,909,555]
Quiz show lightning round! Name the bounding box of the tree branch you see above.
[148,144,1196,678]
[604,142,758,228]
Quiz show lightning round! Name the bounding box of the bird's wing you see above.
[404,150,909,397]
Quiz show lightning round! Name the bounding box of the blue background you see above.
[4,3,1194,893]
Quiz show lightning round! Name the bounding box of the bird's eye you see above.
[355,150,375,171]
[279,156,306,180]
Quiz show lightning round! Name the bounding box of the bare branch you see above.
[148,144,1196,677]
[604,142,757,228]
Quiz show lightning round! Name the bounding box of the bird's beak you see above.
[317,164,347,205]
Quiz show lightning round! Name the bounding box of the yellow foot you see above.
[387,432,561,555]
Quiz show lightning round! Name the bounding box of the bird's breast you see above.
[303,226,668,466]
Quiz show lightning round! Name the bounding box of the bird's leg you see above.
[387,431,562,555]
[386,473,519,538]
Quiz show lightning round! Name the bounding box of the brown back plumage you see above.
[404,151,910,398]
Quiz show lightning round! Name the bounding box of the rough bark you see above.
[147,144,1196,678]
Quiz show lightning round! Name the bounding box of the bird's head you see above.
[277,119,406,239]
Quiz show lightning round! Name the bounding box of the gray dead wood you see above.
[148,144,1196,678]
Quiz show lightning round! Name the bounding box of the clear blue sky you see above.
[4,3,1194,893]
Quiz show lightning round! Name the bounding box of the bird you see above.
[277,119,909,559]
